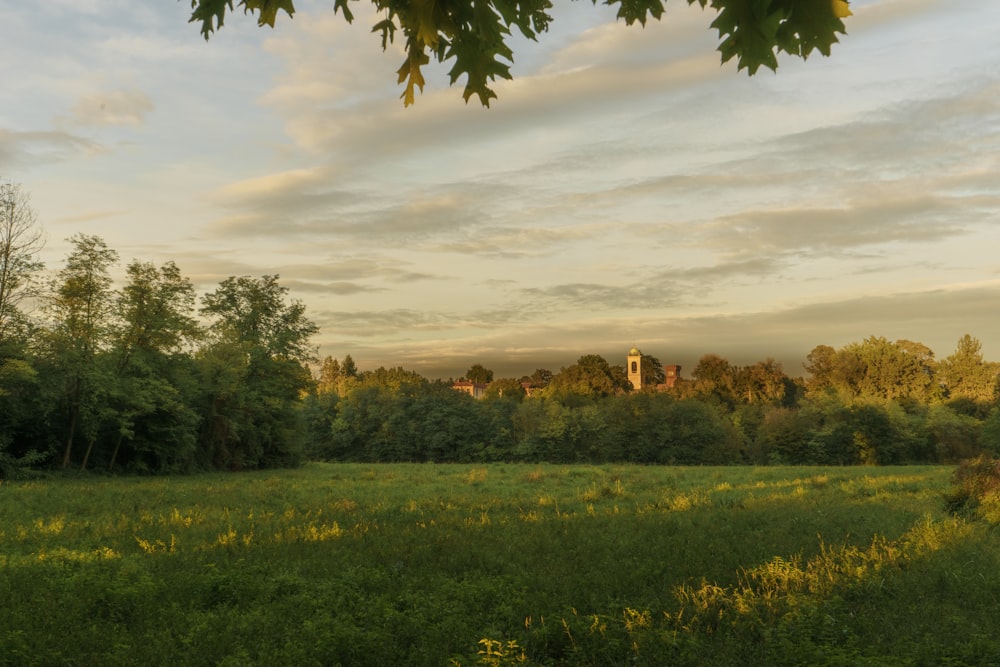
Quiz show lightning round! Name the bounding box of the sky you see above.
[3,0,999,381]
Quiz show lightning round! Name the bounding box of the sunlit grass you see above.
[1,464,998,665]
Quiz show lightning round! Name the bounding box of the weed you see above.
[475,638,526,666]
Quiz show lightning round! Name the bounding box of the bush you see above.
[944,455,1000,517]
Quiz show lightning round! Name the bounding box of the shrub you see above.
[944,455,1000,517]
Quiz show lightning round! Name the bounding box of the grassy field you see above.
[2,464,999,666]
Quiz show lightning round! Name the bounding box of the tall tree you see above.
[639,353,666,388]
[939,334,999,404]
[465,363,494,384]
[114,261,199,369]
[45,234,119,468]
[803,344,837,392]
[0,183,44,349]
[106,260,202,471]
[528,368,553,388]
[546,354,628,400]
[691,353,736,406]
[341,354,358,378]
[734,358,790,405]
[845,336,935,402]
[188,0,852,106]
[316,355,341,394]
[198,275,319,469]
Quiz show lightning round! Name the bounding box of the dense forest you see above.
[2,183,999,477]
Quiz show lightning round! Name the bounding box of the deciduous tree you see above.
[939,334,999,404]
[485,377,526,401]
[317,355,341,394]
[106,260,202,471]
[465,363,494,384]
[45,234,119,468]
[691,353,736,406]
[198,275,319,468]
[0,183,44,349]
[639,353,666,388]
[546,354,629,400]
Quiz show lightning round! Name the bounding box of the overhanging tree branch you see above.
[187,0,851,106]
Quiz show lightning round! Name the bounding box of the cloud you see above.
[430,221,617,258]
[52,209,128,224]
[207,183,484,244]
[702,197,969,259]
[319,281,1000,380]
[0,129,102,170]
[70,89,154,127]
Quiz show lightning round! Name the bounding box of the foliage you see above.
[545,354,629,401]
[106,260,202,472]
[484,377,526,401]
[805,336,940,403]
[465,363,494,384]
[186,0,852,106]
[1,204,998,473]
[938,334,999,404]
[43,234,120,469]
[0,182,44,348]
[639,352,666,387]
[197,275,319,469]
[944,454,1000,519]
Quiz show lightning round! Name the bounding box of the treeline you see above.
[303,334,1000,466]
[4,183,1000,476]
[1,219,318,476]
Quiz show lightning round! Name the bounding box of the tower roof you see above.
[628,347,641,356]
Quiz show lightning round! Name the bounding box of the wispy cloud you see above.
[0,129,102,170]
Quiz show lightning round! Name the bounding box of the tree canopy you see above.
[187,0,853,106]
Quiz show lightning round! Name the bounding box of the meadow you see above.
[2,464,999,666]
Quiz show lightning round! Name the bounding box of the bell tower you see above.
[627,347,642,391]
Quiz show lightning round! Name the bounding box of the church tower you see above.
[627,347,642,391]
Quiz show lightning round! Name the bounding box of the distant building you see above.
[452,380,488,399]
[628,347,681,391]
[661,365,681,389]
[628,347,642,390]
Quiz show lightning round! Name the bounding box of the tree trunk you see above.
[61,408,78,469]
[80,436,95,472]
[108,433,124,471]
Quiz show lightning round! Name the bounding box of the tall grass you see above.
[2,464,998,665]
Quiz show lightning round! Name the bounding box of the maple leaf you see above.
[772,0,849,59]
[241,0,296,28]
[612,0,666,26]
[189,0,233,39]
[334,0,355,22]
[187,0,852,107]
[711,0,784,74]
[397,44,430,107]
[444,0,515,105]
[410,0,442,49]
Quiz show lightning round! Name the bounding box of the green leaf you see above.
[189,0,234,39]
[772,0,848,59]
[334,0,355,22]
[241,0,296,28]
[605,0,665,27]
[397,42,430,107]
[710,0,786,74]
[188,0,851,106]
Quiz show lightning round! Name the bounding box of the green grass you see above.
[2,464,999,665]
